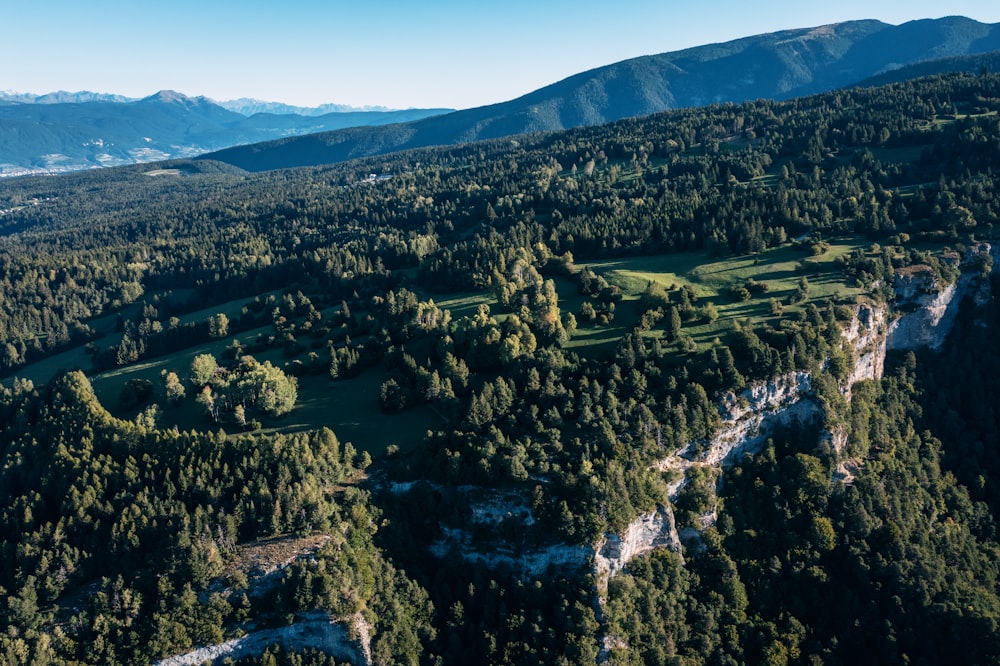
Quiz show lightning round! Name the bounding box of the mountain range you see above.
[202,16,1000,172]
[3,15,1000,177]
[0,91,450,176]
[0,91,399,116]
[213,98,396,116]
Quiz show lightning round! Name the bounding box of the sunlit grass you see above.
[563,238,869,356]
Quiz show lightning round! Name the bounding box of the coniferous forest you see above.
[2,72,1000,664]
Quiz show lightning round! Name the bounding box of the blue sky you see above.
[4,1,1000,110]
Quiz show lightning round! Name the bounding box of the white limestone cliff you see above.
[593,503,682,583]
[886,268,962,351]
[154,611,372,666]
[887,243,1000,351]
[841,302,888,391]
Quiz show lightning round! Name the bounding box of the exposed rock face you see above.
[429,526,592,574]
[658,371,820,498]
[888,244,1000,350]
[842,302,888,391]
[887,269,962,351]
[591,252,1000,661]
[608,301,891,575]
[593,504,682,583]
[592,504,683,663]
[418,485,594,575]
[418,249,999,592]
[708,372,819,466]
[154,611,371,666]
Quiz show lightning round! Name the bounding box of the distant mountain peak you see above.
[142,90,192,103]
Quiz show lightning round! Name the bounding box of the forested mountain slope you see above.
[2,71,1000,664]
[854,48,1000,87]
[202,16,1000,172]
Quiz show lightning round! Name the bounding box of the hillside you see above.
[0,91,450,176]
[853,48,1000,86]
[202,16,1000,172]
[2,71,1000,663]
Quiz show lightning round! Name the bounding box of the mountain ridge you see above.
[202,16,1000,172]
[0,91,451,176]
[4,16,1000,176]
[0,89,408,115]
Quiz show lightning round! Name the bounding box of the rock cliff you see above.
[632,301,890,571]
[612,244,1000,577]
[593,504,682,584]
[154,611,371,666]
[657,371,820,498]
[841,302,888,391]
[887,243,1000,350]
[420,300,897,582]
[886,267,962,350]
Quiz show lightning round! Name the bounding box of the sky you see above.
[4,1,1000,111]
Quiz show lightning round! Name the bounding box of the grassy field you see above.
[869,145,930,165]
[288,371,442,455]
[430,291,495,320]
[565,238,868,354]
[86,323,441,456]
[2,289,265,390]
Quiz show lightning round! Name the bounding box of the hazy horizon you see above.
[5,1,1000,111]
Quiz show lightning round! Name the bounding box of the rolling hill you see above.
[202,15,1000,171]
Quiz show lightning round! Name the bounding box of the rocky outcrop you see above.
[592,250,1000,662]
[593,504,682,584]
[429,526,591,574]
[603,302,888,578]
[658,371,820,498]
[154,611,371,666]
[707,372,819,466]
[417,248,999,588]
[841,302,888,391]
[886,268,962,350]
[418,485,594,575]
[888,243,1000,350]
[592,503,683,663]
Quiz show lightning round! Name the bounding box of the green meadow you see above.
[566,237,868,353]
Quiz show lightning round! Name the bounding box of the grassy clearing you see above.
[563,238,869,355]
[432,291,495,320]
[564,318,635,355]
[870,145,930,165]
[86,324,439,455]
[2,288,257,389]
[593,239,865,302]
[9,277,438,455]
[751,174,780,187]
[5,346,96,389]
[172,291,281,327]
[287,372,441,455]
